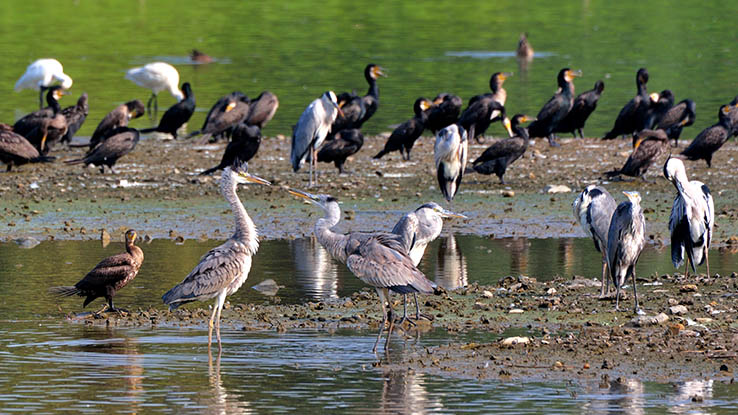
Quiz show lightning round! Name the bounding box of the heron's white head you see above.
[417,202,467,220]
[622,191,641,205]
[223,161,271,186]
[663,156,689,187]
[323,91,344,118]
[288,188,339,214]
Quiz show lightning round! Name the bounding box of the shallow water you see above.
[2,236,738,413]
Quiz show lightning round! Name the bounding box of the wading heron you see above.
[573,185,617,297]
[607,191,646,313]
[291,91,343,186]
[162,161,270,351]
[15,58,73,109]
[663,157,714,277]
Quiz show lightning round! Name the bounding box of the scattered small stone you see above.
[669,305,688,315]
[501,336,530,347]
[14,236,40,249]
[544,184,571,194]
[631,312,669,327]
[252,279,281,296]
[502,190,515,197]
[482,290,494,298]
[680,284,698,293]
[508,309,524,314]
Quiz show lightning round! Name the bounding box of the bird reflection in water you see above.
[290,236,339,299]
[207,349,251,415]
[582,376,645,415]
[506,237,530,276]
[378,368,442,414]
[434,233,468,291]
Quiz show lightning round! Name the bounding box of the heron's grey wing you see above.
[162,241,247,307]
[291,99,321,170]
[391,213,419,254]
[589,188,618,252]
[346,236,434,294]
[668,194,687,268]
[607,202,631,282]
[701,183,715,248]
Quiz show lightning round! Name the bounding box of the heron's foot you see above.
[597,292,616,300]
[395,315,416,327]
[415,312,435,322]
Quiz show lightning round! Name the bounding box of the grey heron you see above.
[681,105,733,167]
[470,114,531,184]
[14,58,73,109]
[291,91,343,187]
[573,185,618,297]
[287,189,436,352]
[604,129,669,181]
[392,202,466,323]
[162,161,270,351]
[526,68,582,147]
[125,62,184,117]
[434,124,468,202]
[663,157,714,277]
[50,230,143,314]
[607,191,646,313]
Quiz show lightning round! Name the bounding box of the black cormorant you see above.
[67,127,140,173]
[328,92,365,140]
[354,64,386,129]
[681,105,733,167]
[471,114,532,183]
[605,129,669,180]
[13,86,68,153]
[373,98,433,160]
[527,68,582,146]
[656,99,696,146]
[554,80,604,138]
[318,128,364,174]
[458,98,512,143]
[603,68,652,139]
[426,93,463,134]
[0,125,55,171]
[188,92,250,143]
[246,91,279,129]
[60,92,88,144]
[87,100,145,151]
[200,124,262,176]
[140,82,195,139]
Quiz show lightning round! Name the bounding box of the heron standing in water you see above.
[607,191,646,313]
[162,161,270,351]
[287,189,437,352]
[573,185,617,297]
[663,157,714,277]
[291,91,343,186]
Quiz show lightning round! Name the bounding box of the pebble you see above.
[544,184,572,194]
[14,236,40,249]
[501,336,530,347]
[669,305,688,315]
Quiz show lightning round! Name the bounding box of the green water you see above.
[1,1,736,141]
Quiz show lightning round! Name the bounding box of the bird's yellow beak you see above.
[374,66,387,78]
[433,96,445,105]
[288,188,318,202]
[238,172,271,185]
[503,117,513,137]
[650,93,660,103]
[226,102,237,113]
[420,100,432,111]
[565,69,583,82]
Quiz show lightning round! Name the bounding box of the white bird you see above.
[573,185,618,297]
[663,157,715,277]
[607,191,646,313]
[291,91,342,187]
[125,62,184,117]
[434,124,468,201]
[14,59,73,109]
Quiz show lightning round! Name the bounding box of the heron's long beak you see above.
[288,188,318,202]
[333,101,345,118]
[239,172,271,186]
[440,208,468,219]
[622,191,639,202]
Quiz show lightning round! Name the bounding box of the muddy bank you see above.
[2,134,738,244]
[77,269,738,383]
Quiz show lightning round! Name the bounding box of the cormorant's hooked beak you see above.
[238,172,271,186]
[374,66,387,78]
[433,96,445,105]
[500,72,513,81]
[288,188,319,204]
[439,207,468,219]
[503,117,514,137]
[522,115,536,123]
[565,69,583,81]
[225,101,237,113]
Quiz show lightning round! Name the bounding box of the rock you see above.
[14,236,40,249]
[546,287,557,295]
[508,309,524,314]
[631,312,669,327]
[502,190,515,198]
[680,284,698,293]
[101,229,111,247]
[669,305,688,315]
[695,317,713,324]
[501,336,530,347]
[544,184,571,194]
[251,279,281,296]
[482,290,494,298]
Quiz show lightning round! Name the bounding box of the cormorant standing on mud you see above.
[605,129,669,180]
[470,114,532,184]
[318,128,364,174]
[555,80,604,138]
[527,68,582,146]
[373,98,433,160]
[0,125,55,171]
[140,82,195,139]
[657,99,696,146]
[66,127,140,173]
[603,68,652,139]
[87,100,145,151]
[200,124,262,176]
[681,105,733,167]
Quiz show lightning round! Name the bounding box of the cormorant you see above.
[373,97,433,160]
[728,95,738,137]
[657,99,696,146]
[462,72,511,142]
[554,80,604,138]
[458,98,512,143]
[642,89,674,135]
[470,114,532,184]
[0,126,55,171]
[200,124,262,176]
[87,100,145,151]
[60,92,88,144]
[603,68,652,139]
[140,82,195,139]
[50,229,143,313]
[188,92,250,143]
[246,91,279,129]
[605,129,669,180]
[527,68,582,146]
[13,86,68,153]
[426,93,463,134]
[681,105,733,167]
[318,128,364,174]
[327,92,365,140]
[66,127,140,173]
[354,64,386,129]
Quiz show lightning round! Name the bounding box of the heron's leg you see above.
[631,267,641,314]
[208,299,219,349]
[705,249,711,277]
[599,257,608,298]
[684,256,690,278]
[384,289,395,350]
[373,289,388,353]
[146,94,154,116]
[614,280,621,312]
[308,148,314,187]
[214,291,226,352]
[396,295,416,327]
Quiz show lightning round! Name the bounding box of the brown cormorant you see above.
[426,93,463,134]
[66,127,140,173]
[527,68,582,146]
[656,99,696,146]
[605,129,669,180]
[87,100,145,151]
[200,124,262,175]
[728,95,738,137]
[188,92,250,143]
[50,229,144,313]
[318,128,364,174]
[471,114,532,184]
[140,82,195,139]
[0,126,55,171]
[681,105,732,167]
[246,91,279,129]
[13,86,68,153]
[60,92,88,144]
[643,89,674,134]
[603,68,652,139]
[554,80,604,138]
[373,98,433,160]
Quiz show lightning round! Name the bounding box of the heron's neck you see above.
[222,179,259,255]
[314,203,348,262]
